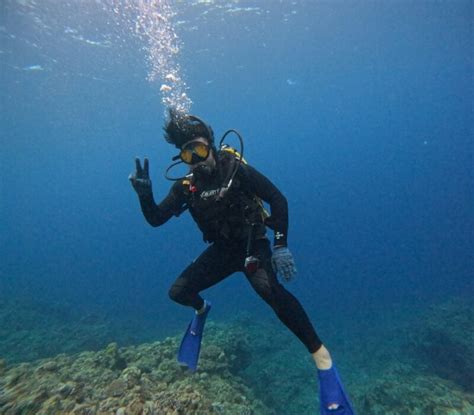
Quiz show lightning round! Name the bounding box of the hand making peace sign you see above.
[129,157,152,197]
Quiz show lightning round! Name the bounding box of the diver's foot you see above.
[312,344,333,370]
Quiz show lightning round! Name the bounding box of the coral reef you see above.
[360,364,474,415]
[232,315,317,414]
[408,299,474,392]
[232,310,474,415]
[1,297,473,414]
[0,324,271,415]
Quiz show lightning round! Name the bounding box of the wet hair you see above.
[163,108,214,149]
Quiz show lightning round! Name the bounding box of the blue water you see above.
[1,0,473,411]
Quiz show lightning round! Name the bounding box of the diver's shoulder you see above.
[170,175,193,192]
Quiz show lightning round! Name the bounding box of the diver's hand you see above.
[129,157,152,197]
[271,246,297,282]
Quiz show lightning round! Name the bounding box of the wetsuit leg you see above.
[169,242,241,310]
[244,239,323,354]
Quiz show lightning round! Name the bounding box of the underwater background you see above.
[1,1,473,414]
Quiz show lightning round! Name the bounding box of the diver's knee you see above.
[168,284,186,304]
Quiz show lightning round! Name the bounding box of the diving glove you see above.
[129,157,152,197]
[271,247,297,282]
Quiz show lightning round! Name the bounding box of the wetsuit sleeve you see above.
[137,181,187,227]
[240,164,289,247]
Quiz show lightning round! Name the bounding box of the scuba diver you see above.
[129,109,355,414]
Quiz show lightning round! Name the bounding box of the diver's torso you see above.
[186,163,265,243]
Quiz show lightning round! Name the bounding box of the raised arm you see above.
[129,158,187,227]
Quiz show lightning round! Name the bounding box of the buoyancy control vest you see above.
[181,148,268,243]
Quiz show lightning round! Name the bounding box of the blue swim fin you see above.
[318,365,355,414]
[177,301,211,372]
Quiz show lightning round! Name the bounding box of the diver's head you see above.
[163,108,215,149]
[164,108,216,179]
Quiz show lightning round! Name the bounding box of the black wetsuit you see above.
[137,154,322,354]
